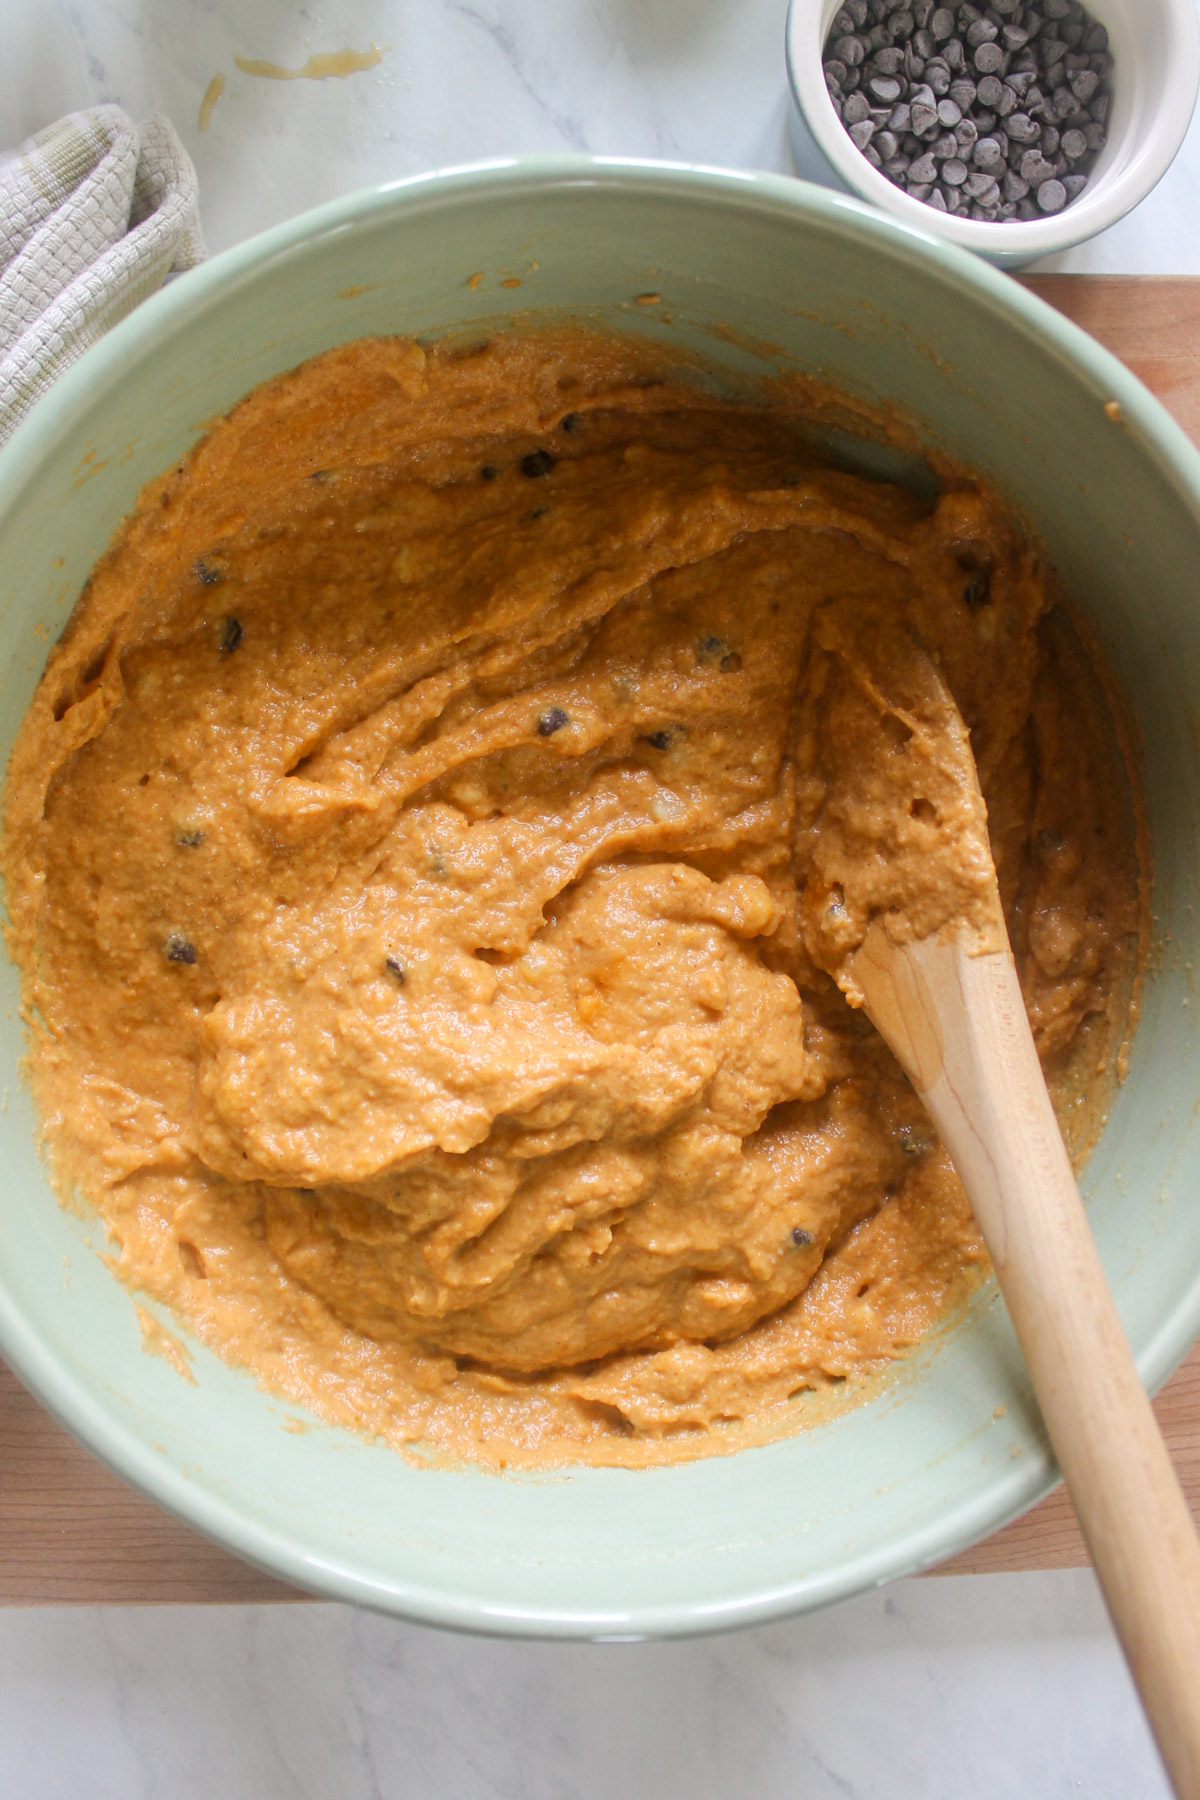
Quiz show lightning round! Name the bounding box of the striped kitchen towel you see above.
[0,104,205,448]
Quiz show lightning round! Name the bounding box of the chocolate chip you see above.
[560,412,581,433]
[697,634,741,668]
[1004,111,1040,142]
[194,559,222,586]
[480,464,499,481]
[964,172,1000,203]
[1019,148,1057,186]
[219,617,242,655]
[175,828,205,848]
[642,726,683,751]
[385,955,406,984]
[536,706,570,736]
[164,933,196,965]
[520,449,557,478]
[791,1227,814,1247]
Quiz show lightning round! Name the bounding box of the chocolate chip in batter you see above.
[791,1227,814,1247]
[194,558,223,586]
[955,541,993,610]
[385,955,406,984]
[642,725,683,751]
[175,828,205,848]
[560,412,581,433]
[480,464,499,481]
[219,617,243,655]
[696,635,742,671]
[164,933,197,965]
[536,706,570,736]
[521,449,557,478]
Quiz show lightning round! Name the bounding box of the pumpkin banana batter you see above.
[1,330,1142,1466]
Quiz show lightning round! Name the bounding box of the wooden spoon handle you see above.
[853,926,1200,1800]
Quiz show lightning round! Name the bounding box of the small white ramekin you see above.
[785,0,1200,267]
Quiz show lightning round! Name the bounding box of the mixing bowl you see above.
[2,157,1199,1638]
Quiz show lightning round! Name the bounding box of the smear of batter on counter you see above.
[234,46,384,82]
[197,74,225,132]
[1,330,1143,1469]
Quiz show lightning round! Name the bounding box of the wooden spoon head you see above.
[796,600,1008,1006]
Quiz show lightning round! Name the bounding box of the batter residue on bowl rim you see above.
[0,328,1143,1468]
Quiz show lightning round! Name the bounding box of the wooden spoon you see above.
[800,604,1200,1800]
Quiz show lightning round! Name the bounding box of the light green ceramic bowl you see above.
[2,157,1199,1638]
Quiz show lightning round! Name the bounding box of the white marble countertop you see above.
[9,0,1200,271]
[0,2,1194,1795]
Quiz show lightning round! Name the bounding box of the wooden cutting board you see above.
[2,274,1198,1606]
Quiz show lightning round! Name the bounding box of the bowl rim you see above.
[784,0,1200,259]
[3,152,1200,1636]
